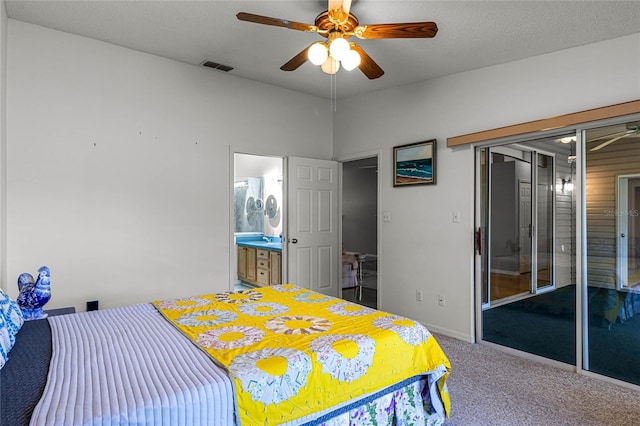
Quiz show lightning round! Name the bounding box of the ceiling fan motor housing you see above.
[315,11,359,38]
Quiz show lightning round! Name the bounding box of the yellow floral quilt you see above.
[154,285,450,425]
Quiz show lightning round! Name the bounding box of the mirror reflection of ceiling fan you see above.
[589,123,640,152]
[236,0,438,79]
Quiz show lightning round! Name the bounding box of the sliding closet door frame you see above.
[468,101,640,385]
[576,127,586,373]
[475,132,573,352]
[474,147,487,340]
[578,114,640,385]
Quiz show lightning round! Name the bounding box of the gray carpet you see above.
[436,333,640,425]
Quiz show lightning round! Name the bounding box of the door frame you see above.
[229,149,286,290]
[337,149,381,308]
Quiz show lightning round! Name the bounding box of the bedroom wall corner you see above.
[0,0,8,293]
[5,21,332,311]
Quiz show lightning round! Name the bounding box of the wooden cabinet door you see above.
[270,251,282,285]
[246,247,257,282]
[237,246,247,280]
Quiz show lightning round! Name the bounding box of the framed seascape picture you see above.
[393,139,437,187]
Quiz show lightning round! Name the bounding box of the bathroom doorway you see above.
[341,156,379,309]
[233,153,284,290]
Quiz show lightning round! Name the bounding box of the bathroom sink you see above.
[260,242,283,250]
[236,240,282,251]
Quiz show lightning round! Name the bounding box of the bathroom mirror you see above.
[234,177,264,233]
[265,195,278,219]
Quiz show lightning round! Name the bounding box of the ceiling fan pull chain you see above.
[331,73,337,112]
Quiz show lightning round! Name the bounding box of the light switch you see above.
[453,211,461,223]
[382,211,391,222]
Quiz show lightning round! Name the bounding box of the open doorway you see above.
[341,156,378,309]
[233,153,284,291]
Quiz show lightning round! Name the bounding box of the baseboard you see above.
[420,322,474,343]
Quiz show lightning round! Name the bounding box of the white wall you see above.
[0,0,7,293]
[5,21,332,311]
[334,33,640,341]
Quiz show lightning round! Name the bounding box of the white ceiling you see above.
[5,1,640,99]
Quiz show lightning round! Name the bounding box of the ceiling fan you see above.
[236,0,438,79]
[589,123,640,152]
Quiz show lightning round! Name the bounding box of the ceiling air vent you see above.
[201,60,234,72]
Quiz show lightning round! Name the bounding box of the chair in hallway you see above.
[342,248,360,300]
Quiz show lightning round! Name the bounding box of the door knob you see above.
[290,238,298,244]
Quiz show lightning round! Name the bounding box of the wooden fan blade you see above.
[350,44,384,80]
[236,12,317,32]
[355,22,438,39]
[328,0,352,23]
[280,45,313,71]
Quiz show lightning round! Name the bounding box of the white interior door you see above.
[287,156,339,296]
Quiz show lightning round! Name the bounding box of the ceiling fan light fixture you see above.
[341,49,361,71]
[329,37,350,61]
[308,42,329,65]
[558,136,576,144]
[321,57,340,74]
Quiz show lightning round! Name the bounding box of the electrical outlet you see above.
[438,294,445,306]
[383,211,391,222]
[416,290,423,301]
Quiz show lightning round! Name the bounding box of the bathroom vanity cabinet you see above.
[237,245,281,287]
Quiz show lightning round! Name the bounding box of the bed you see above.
[1,285,450,425]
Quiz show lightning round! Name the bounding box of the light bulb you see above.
[308,42,328,66]
[329,37,350,61]
[341,49,361,71]
[320,57,340,75]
